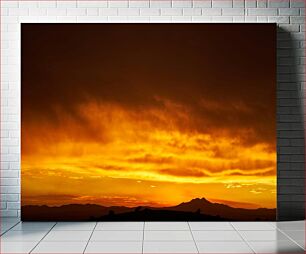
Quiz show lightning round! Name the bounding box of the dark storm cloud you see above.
[22,24,276,145]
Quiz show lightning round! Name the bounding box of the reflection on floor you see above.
[0,219,305,253]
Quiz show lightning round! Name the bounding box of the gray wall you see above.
[0,0,305,220]
[277,26,305,220]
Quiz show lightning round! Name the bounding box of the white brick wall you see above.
[0,0,305,218]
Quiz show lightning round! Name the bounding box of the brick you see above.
[150,0,171,7]
[212,16,233,22]
[278,186,305,194]
[140,8,160,16]
[278,24,300,32]
[107,16,128,22]
[269,16,290,23]
[291,162,305,170]
[1,162,10,170]
[291,139,305,146]
[57,1,77,8]
[268,0,290,7]
[129,1,149,7]
[0,178,19,186]
[233,0,245,7]
[127,16,150,22]
[183,8,202,15]
[0,186,20,193]
[278,195,305,202]
[279,130,304,138]
[192,16,212,22]
[280,146,304,154]
[278,57,295,65]
[0,194,18,202]
[99,8,118,16]
[0,171,18,178]
[257,0,267,7]
[222,8,245,15]
[38,1,56,8]
[290,0,305,7]
[279,8,300,15]
[277,90,300,98]
[9,163,20,170]
[108,0,129,8]
[29,8,47,16]
[161,8,183,16]
[77,1,107,7]
[277,121,304,131]
[76,16,108,22]
[291,155,305,162]
[278,178,305,185]
[193,0,212,7]
[212,0,233,7]
[278,82,300,91]
[1,202,7,210]
[245,0,256,7]
[118,8,140,16]
[247,8,278,15]
[8,8,29,16]
[86,8,99,16]
[202,8,222,15]
[7,202,20,210]
[67,8,87,16]
[47,8,67,16]
[172,16,192,22]
[290,16,305,23]
[1,1,18,8]
[0,210,18,217]
[279,170,305,178]
[149,16,172,22]
[172,0,192,7]
[257,16,268,22]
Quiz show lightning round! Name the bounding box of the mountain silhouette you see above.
[22,197,276,221]
[168,198,275,221]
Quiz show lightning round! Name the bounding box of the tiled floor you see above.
[0,219,304,253]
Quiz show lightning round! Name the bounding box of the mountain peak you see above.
[190,197,210,203]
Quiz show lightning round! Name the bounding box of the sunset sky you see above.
[22,24,276,209]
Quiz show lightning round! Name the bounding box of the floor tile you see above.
[189,222,234,231]
[145,222,190,230]
[144,230,193,241]
[239,230,290,241]
[91,230,143,241]
[282,230,305,249]
[0,230,47,242]
[192,230,243,241]
[96,222,143,231]
[143,241,198,253]
[249,240,305,253]
[32,241,87,253]
[275,221,305,231]
[0,241,37,253]
[232,222,276,230]
[1,221,21,234]
[52,222,96,231]
[42,230,92,241]
[197,241,253,253]
[12,222,55,231]
[0,218,21,224]
[85,241,142,253]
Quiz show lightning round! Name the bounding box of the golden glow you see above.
[22,100,276,209]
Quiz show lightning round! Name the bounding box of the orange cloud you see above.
[22,100,276,209]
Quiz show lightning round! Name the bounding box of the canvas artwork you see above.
[22,24,276,221]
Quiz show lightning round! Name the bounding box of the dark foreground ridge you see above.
[22,197,276,221]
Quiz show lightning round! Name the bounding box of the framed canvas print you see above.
[21,24,276,221]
